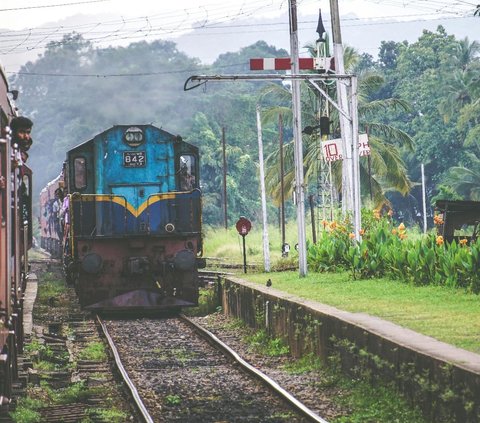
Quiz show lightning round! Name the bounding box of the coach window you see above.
[21,174,31,229]
[179,155,196,191]
[74,157,87,190]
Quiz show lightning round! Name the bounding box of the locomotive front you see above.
[64,125,204,311]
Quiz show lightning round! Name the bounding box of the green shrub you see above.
[307,210,480,292]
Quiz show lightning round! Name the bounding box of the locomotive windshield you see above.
[179,154,196,191]
[74,157,87,190]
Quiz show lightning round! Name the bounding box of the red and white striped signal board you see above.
[249,57,335,72]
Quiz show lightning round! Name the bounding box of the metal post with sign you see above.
[236,217,252,274]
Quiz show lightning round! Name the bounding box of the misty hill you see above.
[174,11,479,62]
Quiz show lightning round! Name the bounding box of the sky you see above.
[2,0,476,31]
[0,0,477,71]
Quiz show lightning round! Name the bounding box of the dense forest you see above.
[9,26,480,227]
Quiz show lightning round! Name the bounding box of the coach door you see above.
[0,128,11,322]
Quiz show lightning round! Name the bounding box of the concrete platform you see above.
[220,276,480,421]
[23,273,38,337]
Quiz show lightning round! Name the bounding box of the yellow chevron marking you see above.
[71,193,183,217]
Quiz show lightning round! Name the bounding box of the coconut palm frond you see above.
[360,98,412,115]
[359,166,389,208]
[259,82,292,104]
[358,74,385,95]
[343,45,359,71]
[368,138,413,195]
[261,106,293,126]
[260,41,414,205]
[444,153,480,199]
[365,122,415,150]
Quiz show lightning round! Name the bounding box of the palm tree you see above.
[453,37,480,70]
[438,69,477,123]
[445,153,480,200]
[261,45,413,209]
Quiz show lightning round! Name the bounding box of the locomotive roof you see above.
[67,124,195,154]
[40,172,63,194]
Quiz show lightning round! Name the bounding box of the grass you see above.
[212,314,427,422]
[35,272,69,309]
[87,408,129,422]
[244,271,480,353]
[164,394,182,406]
[204,224,480,354]
[332,378,425,423]
[78,341,107,361]
[203,222,301,265]
[283,353,425,423]
[244,330,290,356]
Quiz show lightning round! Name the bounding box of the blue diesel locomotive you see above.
[57,124,204,311]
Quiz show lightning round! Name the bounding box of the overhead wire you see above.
[0,0,109,12]
[0,0,476,64]
[0,12,471,55]
[8,60,255,77]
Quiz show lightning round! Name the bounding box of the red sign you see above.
[236,217,252,236]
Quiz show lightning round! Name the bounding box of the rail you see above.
[180,314,329,423]
[96,315,154,423]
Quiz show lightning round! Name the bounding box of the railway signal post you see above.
[184,2,362,276]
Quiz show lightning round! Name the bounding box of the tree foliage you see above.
[9,26,480,228]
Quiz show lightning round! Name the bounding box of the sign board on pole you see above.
[236,217,252,236]
[321,138,343,162]
[321,133,370,162]
[236,217,251,274]
[358,133,371,157]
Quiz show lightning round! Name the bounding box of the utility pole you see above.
[279,114,286,248]
[328,0,361,240]
[256,105,270,272]
[329,0,353,215]
[222,127,228,229]
[421,163,427,233]
[288,0,307,276]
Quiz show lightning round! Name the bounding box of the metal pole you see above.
[279,114,286,248]
[288,0,307,276]
[351,76,361,241]
[222,127,228,230]
[242,235,247,274]
[309,195,317,244]
[421,163,427,234]
[256,105,270,272]
[329,0,353,215]
[366,125,373,202]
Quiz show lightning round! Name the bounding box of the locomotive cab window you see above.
[179,155,196,191]
[74,157,87,190]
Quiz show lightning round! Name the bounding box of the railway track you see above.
[98,314,329,423]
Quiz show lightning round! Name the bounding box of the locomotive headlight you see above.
[174,249,195,271]
[124,127,144,147]
[81,252,103,274]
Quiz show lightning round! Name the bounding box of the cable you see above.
[7,61,253,78]
[0,0,475,56]
[0,0,109,12]
[0,12,471,55]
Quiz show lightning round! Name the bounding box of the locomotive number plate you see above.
[123,151,146,167]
